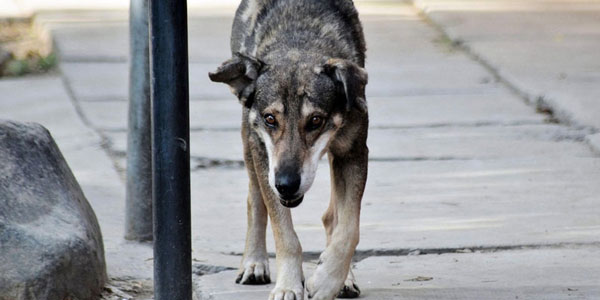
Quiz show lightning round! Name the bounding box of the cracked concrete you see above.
[1,0,599,299]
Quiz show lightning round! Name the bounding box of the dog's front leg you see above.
[307,149,367,300]
[264,193,304,300]
[237,159,270,285]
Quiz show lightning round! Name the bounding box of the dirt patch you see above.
[100,277,154,300]
[193,263,236,276]
[0,18,55,77]
[98,264,235,300]
[405,276,433,282]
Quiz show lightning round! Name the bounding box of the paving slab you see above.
[106,124,590,164]
[60,62,233,102]
[16,0,240,17]
[48,9,521,100]
[40,13,233,64]
[414,0,600,129]
[190,156,600,254]
[362,13,502,97]
[77,99,237,131]
[367,93,545,128]
[0,76,93,144]
[366,124,591,160]
[50,12,515,100]
[47,21,129,62]
[61,63,128,101]
[187,17,238,64]
[195,246,600,299]
[77,93,546,132]
[108,130,243,162]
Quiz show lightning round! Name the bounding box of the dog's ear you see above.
[321,58,368,113]
[209,53,263,107]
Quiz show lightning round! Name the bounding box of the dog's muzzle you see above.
[275,171,303,207]
[279,195,304,208]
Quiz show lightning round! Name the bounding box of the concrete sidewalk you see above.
[414,0,600,151]
[1,0,599,299]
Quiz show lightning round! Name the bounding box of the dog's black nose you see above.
[275,173,301,199]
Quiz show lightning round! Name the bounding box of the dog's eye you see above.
[307,116,323,131]
[264,114,277,127]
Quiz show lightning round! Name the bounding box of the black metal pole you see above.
[149,0,191,298]
[125,0,153,242]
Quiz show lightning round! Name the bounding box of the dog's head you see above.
[209,52,367,208]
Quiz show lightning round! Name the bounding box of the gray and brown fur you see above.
[209,1,368,299]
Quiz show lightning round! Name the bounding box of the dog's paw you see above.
[337,280,360,298]
[235,259,271,285]
[269,286,303,300]
[306,267,344,300]
[336,269,360,298]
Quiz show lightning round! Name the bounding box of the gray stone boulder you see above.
[0,120,106,300]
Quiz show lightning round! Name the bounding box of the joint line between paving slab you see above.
[98,120,551,134]
[412,4,600,155]
[409,5,544,116]
[30,15,128,180]
[60,56,128,63]
[57,64,126,180]
[225,241,600,263]
[369,120,548,130]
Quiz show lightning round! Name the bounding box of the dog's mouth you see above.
[279,195,304,208]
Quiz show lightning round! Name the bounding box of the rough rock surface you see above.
[0,120,106,300]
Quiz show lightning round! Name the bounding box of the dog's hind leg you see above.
[236,149,271,285]
[307,147,367,300]
[338,269,361,298]
[321,191,361,298]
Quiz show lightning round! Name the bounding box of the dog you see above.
[209,0,368,299]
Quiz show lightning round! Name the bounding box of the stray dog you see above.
[209,0,368,299]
